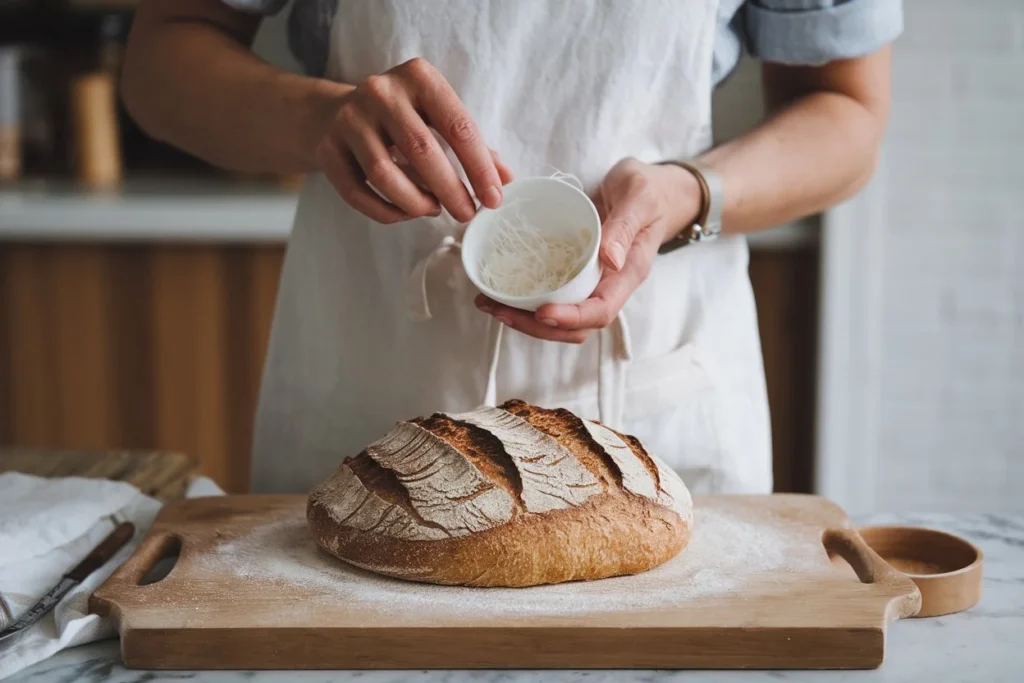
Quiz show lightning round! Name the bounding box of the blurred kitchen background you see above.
[0,1,1020,513]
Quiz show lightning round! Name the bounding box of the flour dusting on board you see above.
[199,504,834,617]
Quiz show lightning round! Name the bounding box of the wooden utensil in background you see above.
[69,69,121,188]
[68,11,129,189]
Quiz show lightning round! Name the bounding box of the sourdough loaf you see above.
[307,399,692,587]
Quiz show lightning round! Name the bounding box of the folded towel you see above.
[0,472,224,680]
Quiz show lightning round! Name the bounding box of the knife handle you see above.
[66,522,135,582]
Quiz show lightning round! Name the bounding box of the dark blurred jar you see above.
[0,46,20,181]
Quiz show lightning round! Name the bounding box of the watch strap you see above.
[657,160,723,254]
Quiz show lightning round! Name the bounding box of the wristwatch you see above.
[657,159,723,254]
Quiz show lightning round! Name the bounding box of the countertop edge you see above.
[0,186,818,247]
[0,193,299,244]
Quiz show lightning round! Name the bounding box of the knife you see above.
[0,521,135,644]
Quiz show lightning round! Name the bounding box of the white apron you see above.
[251,0,772,495]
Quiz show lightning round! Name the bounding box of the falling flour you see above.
[198,504,835,618]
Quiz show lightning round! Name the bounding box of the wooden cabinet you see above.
[0,243,817,493]
[0,244,281,492]
[749,249,819,494]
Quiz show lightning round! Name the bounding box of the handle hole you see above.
[826,550,860,580]
[822,528,879,585]
[138,536,181,586]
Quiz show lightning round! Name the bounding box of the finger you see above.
[475,295,589,344]
[344,123,440,217]
[403,59,503,211]
[389,144,440,196]
[539,226,661,329]
[397,157,429,192]
[491,150,515,185]
[537,285,622,332]
[317,138,409,224]
[380,98,478,222]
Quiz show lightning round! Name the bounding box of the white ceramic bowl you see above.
[462,177,601,312]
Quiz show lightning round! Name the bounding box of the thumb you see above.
[600,206,642,271]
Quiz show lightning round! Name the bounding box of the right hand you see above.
[315,58,512,224]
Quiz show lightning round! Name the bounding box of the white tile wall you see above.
[875,0,1024,512]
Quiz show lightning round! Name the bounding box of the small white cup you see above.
[462,177,602,312]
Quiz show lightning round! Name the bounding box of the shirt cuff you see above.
[220,0,289,15]
[745,0,904,66]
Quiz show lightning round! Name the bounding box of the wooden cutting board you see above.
[90,494,920,670]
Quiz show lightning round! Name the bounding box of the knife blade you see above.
[0,521,134,644]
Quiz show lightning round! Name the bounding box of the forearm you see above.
[690,50,892,235]
[122,0,350,174]
[700,93,882,233]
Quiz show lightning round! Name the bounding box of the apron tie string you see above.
[597,312,633,429]
[406,235,461,322]
[481,312,632,430]
[483,317,504,408]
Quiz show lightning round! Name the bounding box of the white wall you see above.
[874,0,1024,512]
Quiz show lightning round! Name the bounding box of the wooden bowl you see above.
[855,526,983,618]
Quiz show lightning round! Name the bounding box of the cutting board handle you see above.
[823,527,922,619]
[89,532,181,619]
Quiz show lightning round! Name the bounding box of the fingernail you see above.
[539,317,559,327]
[607,243,626,270]
[495,315,512,326]
[482,186,502,209]
[477,301,493,314]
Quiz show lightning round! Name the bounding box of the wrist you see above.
[653,162,703,244]
[300,79,354,170]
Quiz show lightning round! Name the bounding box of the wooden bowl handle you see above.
[823,527,922,619]
[88,532,181,618]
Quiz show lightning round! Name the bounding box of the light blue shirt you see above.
[225,0,903,84]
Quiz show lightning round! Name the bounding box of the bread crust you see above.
[307,400,692,587]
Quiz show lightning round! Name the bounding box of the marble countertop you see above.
[7,512,1022,683]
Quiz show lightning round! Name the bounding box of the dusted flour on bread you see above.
[307,399,693,587]
[446,406,603,513]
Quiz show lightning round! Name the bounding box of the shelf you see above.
[0,177,299,242]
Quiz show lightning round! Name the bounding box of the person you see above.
[122,0,901,495]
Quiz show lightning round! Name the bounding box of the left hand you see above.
[475,157,702,343]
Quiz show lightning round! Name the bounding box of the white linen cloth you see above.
[0,472,224,680]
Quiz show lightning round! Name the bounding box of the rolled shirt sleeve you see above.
[744,0,904,66]
[219,0,335,76]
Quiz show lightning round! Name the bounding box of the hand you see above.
[475,158,701,343]
[315,58,513,224]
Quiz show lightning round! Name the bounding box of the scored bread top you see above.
[310,399,691,543]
